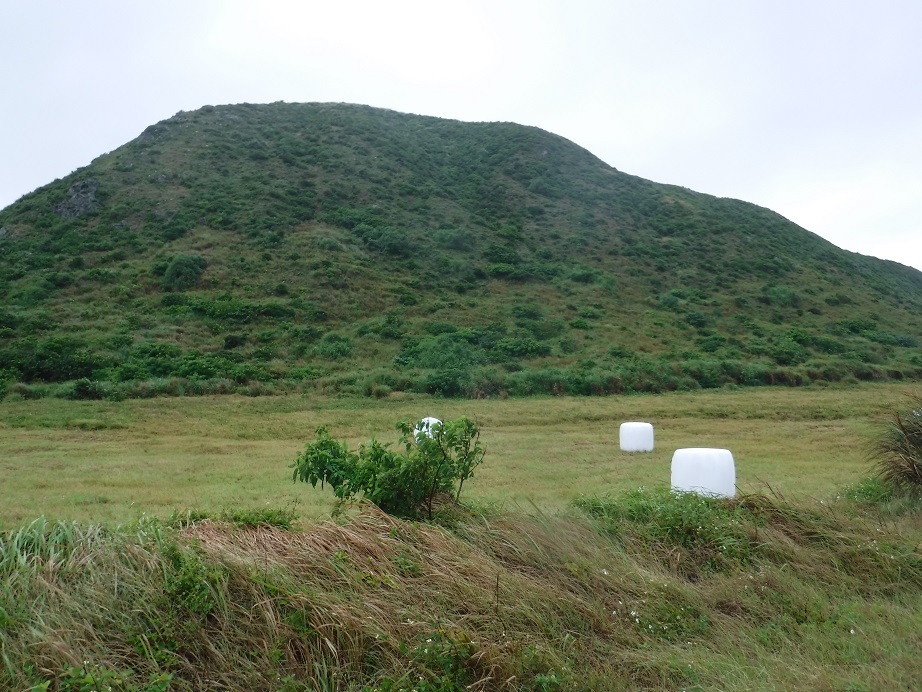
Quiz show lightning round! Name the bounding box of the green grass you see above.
[0,382,912,529]
[2,383,921,688]
[3,100,921,688]
[1,489,920,689]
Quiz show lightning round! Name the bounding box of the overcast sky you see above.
[3,0,920,271]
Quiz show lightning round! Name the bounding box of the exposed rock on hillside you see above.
[54,179,100,218]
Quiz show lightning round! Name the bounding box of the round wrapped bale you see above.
[414,416,442,440]
[671,448,736,498]
[620,421,654,452]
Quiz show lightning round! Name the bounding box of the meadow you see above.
[2,382,922,690]
[0,381,909,529]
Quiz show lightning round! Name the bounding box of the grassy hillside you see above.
[1,102,920,398]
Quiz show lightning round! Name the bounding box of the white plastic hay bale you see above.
[619,422,654,452]
[414,416,442,440]
[671,448,736,498]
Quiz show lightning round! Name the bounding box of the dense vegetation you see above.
[292,418,485,519]
[1,102,920,398]
[2,488,920,690]
[872,393,922,491]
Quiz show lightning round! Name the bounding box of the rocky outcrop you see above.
[54,179,100,218]
[137,124,165,141]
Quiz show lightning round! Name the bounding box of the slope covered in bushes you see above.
[1,103,920,398]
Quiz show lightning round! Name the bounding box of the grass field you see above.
[1,382,913,529]
[3,382,922,690]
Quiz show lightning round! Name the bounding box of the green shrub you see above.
[684,311,709,329]
[423,321,459,335]
[525,318,566,340]
[841,476,898,506]
[223,334,246,349]
[871,393,922,491]
[680,360,729,389]
[568,266,598,283]
[315,333,353,360]
[574,489,757,575]
[2,336,105,383]
[494,337,551,359]
[352,224,411,256]
[434,227,476,252]
[483,243,521,265]
[511,305,542,320]
[396,334,484,370]
[810,335,847,354]
[358,312,404,339]
[161,254,207,291]
[420,367,471,397]
[770,338,809,366]
[162,542,225,617]
[69,378,109,400]
[291,417,485,519]
[696,335,727,353]
[658,294,681,311]
[740,362,772,386]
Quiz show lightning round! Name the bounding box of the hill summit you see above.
[0,102,920,398]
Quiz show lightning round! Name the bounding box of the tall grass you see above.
[0,518,106,575]
[2,490,921,690]
[871,392,922,491]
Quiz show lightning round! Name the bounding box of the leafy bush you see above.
[494,337,551,359]
[770,338,809,366]
[315,333,354,360]
[568,266,598,283]
[810,335,847,354]
[162,542,226,616]
[684,311,709,329]
[2,336,105,382]
[871,393,922,491]
[658,294,681,311]
[434,227,476,251]
[161,254,207,291]
[511,304,542,320]
[352,223,412,256]
[69,378,109,400]
[396,333,485,370]
[291,417,485,519]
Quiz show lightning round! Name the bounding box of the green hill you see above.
[1,102,920,398]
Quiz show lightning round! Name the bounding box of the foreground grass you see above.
[0,382,911,528]
[2,489,921,690]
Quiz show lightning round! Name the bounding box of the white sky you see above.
[2,0,921,271]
